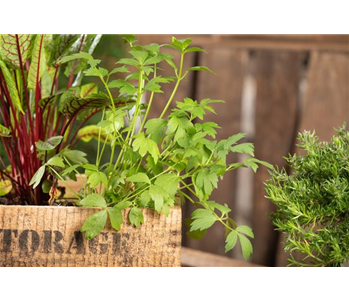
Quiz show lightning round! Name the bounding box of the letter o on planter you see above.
[0,205,181,267]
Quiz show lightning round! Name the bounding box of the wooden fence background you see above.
[137,35,349,266]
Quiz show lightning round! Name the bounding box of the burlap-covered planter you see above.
[0,205,181,267]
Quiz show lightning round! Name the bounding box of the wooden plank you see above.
[136,34,349,52]
[252,50,306,266]
[183,47,248,255]
[276,51,349,266]
[181,247,260,267]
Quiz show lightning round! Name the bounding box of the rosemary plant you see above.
[265,124,349,266]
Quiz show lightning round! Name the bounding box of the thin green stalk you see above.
[159,52,184,119]
[139,65,157,132]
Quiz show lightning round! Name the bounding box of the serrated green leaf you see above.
[46,156,65,168]
[236,225,254,238]
[190,208,217,231]
[122,35,136,45]
[154,173,179,197]
[238,233,253,260]
[29,165,45,189]
[115,201,132,210]
[81,210,107,239]
[231,143,254,156]
[35,136,63,151]
[109,66,130,75]
[61,164,80,176]
[128,173,150,184]
[206,201,231,215]
[129,207,144,227]
[79,193,107,207]
[116,58,139,67]
[225,230,238,253]
[149,184,168,213]
[185,219,207,240]
[139,191,151,208]
[129,50,148,64]
[63,150,88,164]
[145,118,167,143]
[87,171,108,188]
[108,207,123,231]
[133,133,160,164]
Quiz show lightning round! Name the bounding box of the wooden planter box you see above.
[0,205,181,267]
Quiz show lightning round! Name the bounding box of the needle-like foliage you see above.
[265,124,349,266]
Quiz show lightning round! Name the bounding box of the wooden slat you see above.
[276,51,349,266]
[136,34,349,52]
[183,47,248,255]
[181,247,260,267]
[251,51,306,266]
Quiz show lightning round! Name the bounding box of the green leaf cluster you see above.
[265,124,349,266]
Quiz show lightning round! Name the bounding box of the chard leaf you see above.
[0,34,33,69]
[0,60,24,113]
[35,136,63,151]
[60,93,110,117]
[28,34,47,90]
[48,34,80,64]
[77,125,109,143]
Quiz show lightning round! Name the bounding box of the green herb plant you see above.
[265,124,349,266]
[47,36,271,259]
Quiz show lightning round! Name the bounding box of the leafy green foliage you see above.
[132,133,160,164]
[79,194,107,208]
[80,210,108,239]
[265,124,349,266]
[0,34,33,69]
[0,60,24,113]
[129,207,144,227]
[42,36,270,259]
[35,136,63,151]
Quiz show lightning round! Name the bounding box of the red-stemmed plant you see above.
[0,34,103,205]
